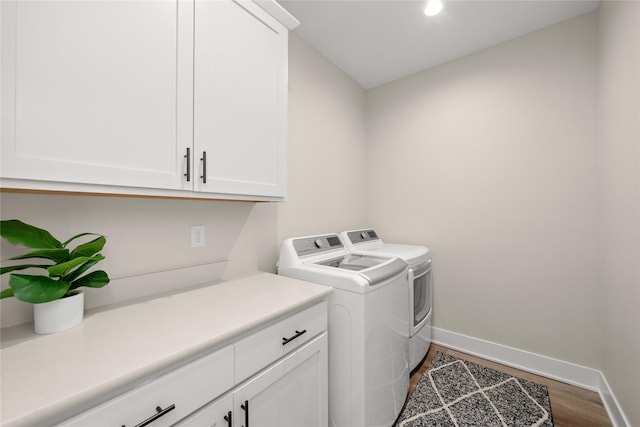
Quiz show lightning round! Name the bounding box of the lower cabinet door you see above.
[176,394,233,427]
[234,333,328,427]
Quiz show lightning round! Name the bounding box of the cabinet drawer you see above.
[58,345,234,427]
[235,301,327,383]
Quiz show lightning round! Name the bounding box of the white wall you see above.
[277,33,368,240]
[0,194,279,324]
[366,13,601,368]
[597,1,640,425]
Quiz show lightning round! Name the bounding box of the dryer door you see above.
[409,260,432,337]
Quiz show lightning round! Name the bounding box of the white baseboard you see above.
[432,327,629,427]
[598,371,633,427]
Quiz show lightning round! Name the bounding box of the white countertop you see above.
[0,272,331,427]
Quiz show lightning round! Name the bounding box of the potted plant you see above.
[0,219,110,334]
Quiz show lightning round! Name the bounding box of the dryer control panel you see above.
[346,229,379,244]
[293,234,343,256]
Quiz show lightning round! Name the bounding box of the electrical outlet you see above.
[191,225,205,248]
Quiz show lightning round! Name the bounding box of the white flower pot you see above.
[33,290,84,334]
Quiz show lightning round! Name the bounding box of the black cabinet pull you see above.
[282,329,307,345]
[224,410,232,427]
[241,400,249,427]
[123,404,175,427]
[200,151,207,183]
[184,147,191,182]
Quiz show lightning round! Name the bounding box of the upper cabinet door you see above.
[1,0,194,191]
[193,0,288,198]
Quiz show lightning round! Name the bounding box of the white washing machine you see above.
[278,233,410,427]
[340,229,432,371]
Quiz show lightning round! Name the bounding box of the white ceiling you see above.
[278,0,600,89]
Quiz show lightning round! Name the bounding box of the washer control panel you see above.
[293,234,343,256]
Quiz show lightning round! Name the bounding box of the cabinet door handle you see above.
[282,329,307,345]
[241,400,249,427]
[124,404,175,427]
[184,147,191,182]
[224,410,232,427]
[200,151,207,184]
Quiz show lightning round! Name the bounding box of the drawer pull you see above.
[224,410,232,427]
[282,329,307,345]
[128,404,176,427]
[241,400,249,427]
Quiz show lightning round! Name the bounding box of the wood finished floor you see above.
[408,344,612,427]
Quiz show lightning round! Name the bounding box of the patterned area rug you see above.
[395,352,554,427]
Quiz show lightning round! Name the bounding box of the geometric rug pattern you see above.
[395,352,554,427]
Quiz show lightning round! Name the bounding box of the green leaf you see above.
[62,232,101,248]
[7,248,70,263]
[1,264,52,275]
[63,257,99,283]
[8,274,69,303]
[69,270,110,290]
[0,287,15,299]
[0,220,62,249]
[70,236,106,258]
[47,255,105,278]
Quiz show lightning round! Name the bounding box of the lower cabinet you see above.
[179,333,328,427]
[56,301,328,427]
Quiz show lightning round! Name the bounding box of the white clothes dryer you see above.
[278,233,410,427]
[340,229,432,371]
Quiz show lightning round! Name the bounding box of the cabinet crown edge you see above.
[253,0,300,29]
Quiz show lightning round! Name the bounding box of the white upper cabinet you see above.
[1,0,193,191]
[194,0,288,198]
[0,0,295,200]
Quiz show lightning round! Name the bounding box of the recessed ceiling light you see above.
[424,0,443,16]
